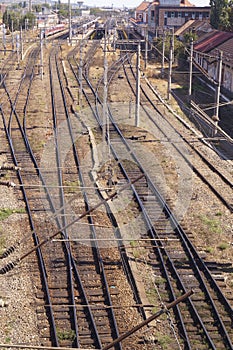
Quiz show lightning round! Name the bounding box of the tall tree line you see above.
[210,0,233,31]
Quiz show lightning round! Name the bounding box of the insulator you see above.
[0,260,18,274]
[0,244,19,259]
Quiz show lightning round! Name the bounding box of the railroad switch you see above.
[105,164,118,191]
[97,162,118,192]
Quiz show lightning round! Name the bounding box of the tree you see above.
[3,10,36,31]
[210,0,232,30]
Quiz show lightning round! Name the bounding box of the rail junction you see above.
[0,18,232,350]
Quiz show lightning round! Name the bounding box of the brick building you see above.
[134,0,211,34]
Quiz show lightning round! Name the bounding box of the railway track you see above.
[117,49,233,213]
[0,37,154,349]
[0,28,232,349]
[69,38,233,349]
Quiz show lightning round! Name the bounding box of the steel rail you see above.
[67,52,147,322]
[83,43,232,348]
[122,53,233,213]
[0,47,60,345]
[55,49,121,349]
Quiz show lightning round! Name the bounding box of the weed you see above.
[205,246,214,254]
[5,337,11,344]
[130,240,138,247]
[63,180,80,194]
[0,208,26,221]
[57,328,76,341]
[154,276,166,286]
[200,215,222,234]
[157,334,172,349]
[151,306,157,314]
[218,243,229,251]
[132,250,140,259]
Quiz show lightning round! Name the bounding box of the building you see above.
[175,19,213,41]
[36,7,59,28]
[134,0,211,34]
[135,1,151,23]
[193,31,233,95]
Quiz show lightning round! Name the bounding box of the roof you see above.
[180,0,195,6]
[175,19,212,37]
[136,1,151,12]
[175,19,195,36]
[194,31,233,53]
[210,37,233,65]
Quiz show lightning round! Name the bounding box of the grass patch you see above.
[0,208,26,221]
[199,215,222,234]
[218,242,229,251]
[5,337,11,344]
[157,334,173,349]
[130,240,138,247]
[63,180,80,194]
[57,328,76,341]
[132,250,140,259]
[205,246,214,254]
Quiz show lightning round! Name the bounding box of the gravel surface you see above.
[0,36,232,349]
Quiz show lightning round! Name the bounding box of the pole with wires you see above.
[189,38,193,97]
[167,35,173,100]
[135,41,141,127]
[214,50,223,124]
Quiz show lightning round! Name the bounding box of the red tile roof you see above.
[194,31,233,53]
[180,0,195,6]
[136,1,151,12]
[210,37,233,65]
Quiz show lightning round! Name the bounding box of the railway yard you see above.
[0,23,232,350]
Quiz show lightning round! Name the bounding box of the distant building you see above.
[194,31,233,95]
[134,0,211,34]
[0,3,7,15]
[175,19,213,41]
[36,7,59,28]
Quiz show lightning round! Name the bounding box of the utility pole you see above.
[144,26,148,70]
[78,39,83,107]
[11,20,14,50]
[102,26,109,150]
[20,26,23,61]
[129,95,132,119]
[16,34,20,64]
[167,36,173,100]
[68,0,72,44]
[40,29,43,80]
[2,24,6,56]
[189,38,193,96]
[135,42,141,127]
[214,50,223,128]
[29,0,32,12]
[161,29,165,78]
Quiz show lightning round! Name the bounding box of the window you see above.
[178,12,182,17]
[171,12,175,18]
